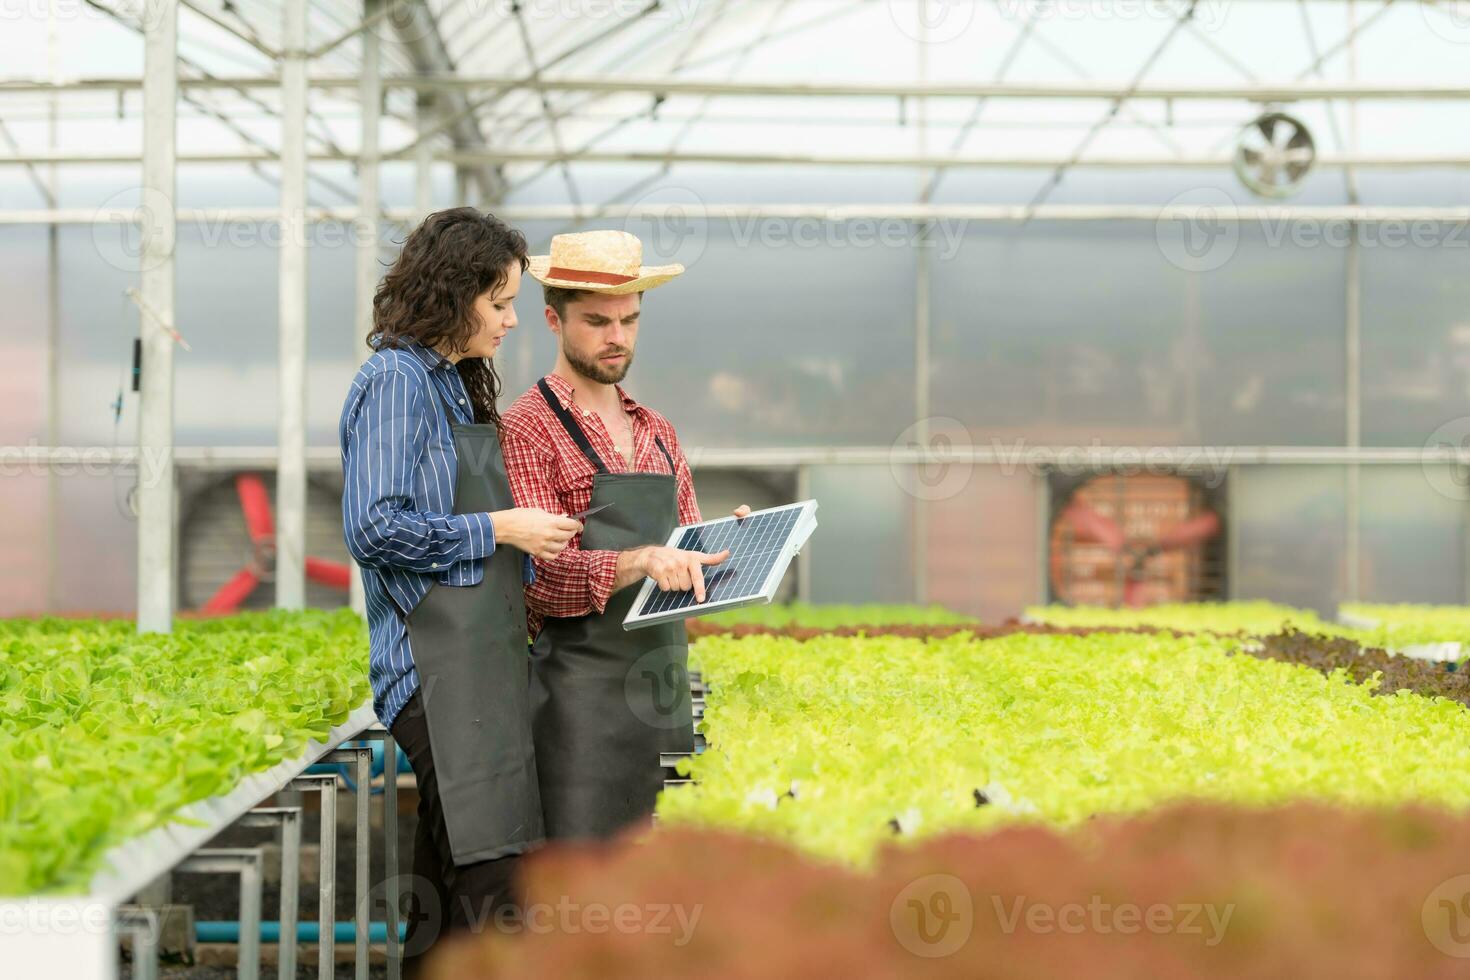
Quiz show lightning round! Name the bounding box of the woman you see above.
[338,208,582,973]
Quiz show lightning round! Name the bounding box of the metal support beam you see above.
[9,443,1470,469]
[357,725,401,980]
[276,0,308,610]
[349,0,382,620]
[10,202,1470,225]
[238,807,304,980]
[136,0,178,633]
[388,0,505,202]
[912,9,930,606]
[414,96,434,218]
[288,773,339,977]
[44,4,60,615]
[1344,0,1364,605]
[9,76,1469,99]
[1346,228,1363,602]
[14,149,1470,169]
[177,849,265,980]
[325,747,373,980]
[115,907,161,980]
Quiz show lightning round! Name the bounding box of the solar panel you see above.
[622,500,819,630]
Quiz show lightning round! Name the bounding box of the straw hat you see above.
[527,230,684,295]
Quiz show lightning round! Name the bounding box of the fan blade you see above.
[236,474,275,544]
[1063,501,1127,552]
[305,557,352,591]
[203,567,260,615]
[1154,512,1222,551]
[1123,577,1149,609]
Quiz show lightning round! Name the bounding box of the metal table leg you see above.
[326,745,373,980]
[289,772,341,976]
[357,722,401,980]
[115,907,160,980]
[177,849,264,980]
[239,806,303,980]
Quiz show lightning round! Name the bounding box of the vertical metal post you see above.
[415,98,435,219]
[240,854,263,980]
[327,746,373,980]
[911,10,932,607]
[913,237,931,606]
[44,0,60,613]
[1035,471,1050,605]
[360,725,401,980]
[1344,0,1362,604]
[178,850,264,980]
[116,908,160,980]
[239,807,303,980]
[290,774,339,976]
[136,0,178,633]
[795,465,811,603]
[320,781,336,975]
[355,751,371,978]
[276,0,309,609]
[1345,237,1362,602]
[1227,468,1241,600]
[349,0,383,620]
[280,810,301,979]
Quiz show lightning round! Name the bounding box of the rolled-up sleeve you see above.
[341,367,497,573]
[501,427,619,617]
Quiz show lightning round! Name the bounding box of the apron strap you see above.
[536,378,679,477]
[652,434,676,475]
[537,378,609,474]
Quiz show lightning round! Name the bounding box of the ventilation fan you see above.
[1233,110,1316,199]
[1048,472,1226,609]
[179,472,352,614]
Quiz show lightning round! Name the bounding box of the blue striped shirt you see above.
[338,341,531,727]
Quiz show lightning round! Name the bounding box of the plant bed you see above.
[1023,601,1346,637]
[663,632,1470,863]
[425,803,1470,980]
[687,620,1171,642]
[0,610,369,894]
[696,602,979,630]
[1242,629,1470,710]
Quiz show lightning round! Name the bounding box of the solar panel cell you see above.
[623,501,818,630]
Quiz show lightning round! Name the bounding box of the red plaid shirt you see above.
[500,373,701,636]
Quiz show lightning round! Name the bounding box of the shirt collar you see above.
[395,340,456,373]
[542,373,641,415]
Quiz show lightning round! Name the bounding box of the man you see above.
[500,229,749,840]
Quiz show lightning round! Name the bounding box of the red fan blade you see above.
[1154,512,1222,551]
[1123,576,1149,609]
[305,557,352,591]
[202,567,260,615]
[236,474,275,545]
[1063,501,1127,553]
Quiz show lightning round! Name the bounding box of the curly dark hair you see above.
[369,207,528,428]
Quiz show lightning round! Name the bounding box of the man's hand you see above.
[637,546,731,603]
[733,504,752,520]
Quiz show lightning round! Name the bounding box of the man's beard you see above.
[564,342,634,385]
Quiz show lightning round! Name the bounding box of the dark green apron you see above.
[402,391,542,863]
[529,378,695,841]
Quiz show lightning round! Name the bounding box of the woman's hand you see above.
[490,508,583,561]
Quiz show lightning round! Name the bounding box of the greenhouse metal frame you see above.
[3,0,1470,628]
